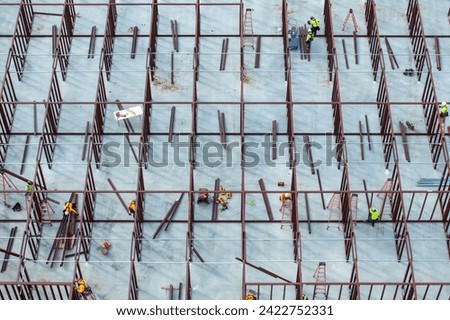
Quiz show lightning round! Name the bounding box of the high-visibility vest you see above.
[64,202,78,215]
[311,18,320,28]
[76,279,86,294]
[128,200,136,213]
[245,294,256,300]
[306,32,314,42]
[369,208,379,220]
[440,104,448,115]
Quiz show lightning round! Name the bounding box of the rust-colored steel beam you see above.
[359,120,364,160]
[399,121,411,162]
[168,106,176,142]
[271,120,277,160]
[19,135,29,175]
[88,26,96,58]
[384,37,399,69]
[258,179,273,221]
[152,196,181,239]
[219,38,229,71]
[342,39,349,69]
[434,36,441,71]
[1,227,18,272]
[303,135,315,174]
[254,36,261,68]
[353,31,358,65]
[170,20,178,52]
[365,114,372,150]
[211,178,220,221]
[130,26,138,59]
[81,121,90,161]
[107,178,129,214]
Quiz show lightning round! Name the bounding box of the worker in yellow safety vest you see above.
[128,199,136,216]
[308,16,320,36]
[279,193,291,202]
[368,207,379,227]
[63,202,78,215]
[245,293,256,300]
[76,279,86,294]
[306,29,314,51]
[439,102,448,118]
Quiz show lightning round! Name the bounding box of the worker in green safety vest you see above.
[308,16,320,36]
[439,102,448,118]
[306,29,314,51]
[368,207,379,227]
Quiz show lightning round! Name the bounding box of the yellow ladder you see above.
[280,198,292,229]
[243,8,254,48]
[342,8,358,32]
[326,193,341,230]
[313,262,327,299]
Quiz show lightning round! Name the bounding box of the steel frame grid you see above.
[0,0,449,300]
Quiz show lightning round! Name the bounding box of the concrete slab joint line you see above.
[0,0,449,301]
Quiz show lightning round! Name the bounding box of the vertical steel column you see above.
[323,0,336,81]
[147,0,159,78]
[91,68,107,169]
[133,164,145,261]
[406,0,427,81]
[365,0,382,81]
[376,70,394,168]
[140,70,153,169]
[102,0,118,81]
[128,259,139,300]
[0,51,18,167]
[11,0,34,81]
[340,164,356,262]
[281,1,289,80]
[348,262,360,299]
[421,58,442,168]
[79,161,96,261]
[56,0,76,81]
[331,68,345,169]
[41,64,63,169]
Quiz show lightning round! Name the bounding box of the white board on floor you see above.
[113,105,143,120]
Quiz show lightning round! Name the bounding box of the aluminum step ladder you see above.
[351,194,358,224]
[243,8,254,48]
[377,178,392,219]
[280,198,293,229]
[342,8,358,32]
[313,262,327,299]
[326,193,341,230]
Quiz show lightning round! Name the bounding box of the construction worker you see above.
[439,102,448,118]
[76,279,86,294]
[302,293,309,300]
[217,197,228,211]
[24,181,33,200]
[128,199,136,216]
[63,201,78,215]
[308,16,320,36]
[279,193,291,202]
[99,241,111,255]
[368,207,379,227]
[306,29,314,51]
[24,181,33,192]
[245,293,256,300]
